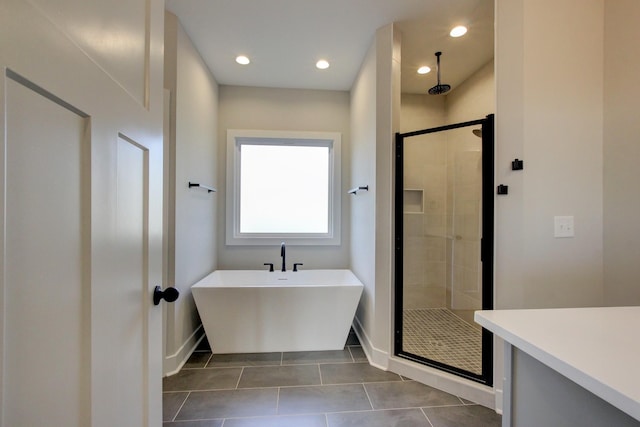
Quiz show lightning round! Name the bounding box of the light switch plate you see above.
[554,216,574,238]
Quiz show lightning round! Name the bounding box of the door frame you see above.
[394,114,494,386]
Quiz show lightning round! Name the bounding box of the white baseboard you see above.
[163,324,205,377]
[495,388,503,414]
[351,317,389,370]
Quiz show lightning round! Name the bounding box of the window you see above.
[226,130,341,245]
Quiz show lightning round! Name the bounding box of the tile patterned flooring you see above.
[403,308,482,374]
[163,333,500,427]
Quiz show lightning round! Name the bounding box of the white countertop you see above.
[475,306,640,421]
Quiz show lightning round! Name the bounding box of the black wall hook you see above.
[188,182,216,193]
[512,159,524,170]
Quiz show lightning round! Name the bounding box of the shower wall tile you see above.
[425,262,446,287]
[463,268,481,294]
[425,214,446,236]
[404,214,424,236]
[463,241,480,268]
[403,285,445,309]
[425,237,446,262]
[404,237,427,286]
[451,286,482,310]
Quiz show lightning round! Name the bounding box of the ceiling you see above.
[165,0,494,94]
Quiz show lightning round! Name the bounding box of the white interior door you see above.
[0,0,165,426]
[5,73,92,427]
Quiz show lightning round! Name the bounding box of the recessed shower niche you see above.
[403,189,424,214]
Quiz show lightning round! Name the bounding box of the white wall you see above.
[164,12,218,374]
[603,0,640,306]
[349,23,400,367]
[350,34,378,352]
[216,85,350,269]
[495,0,604,311]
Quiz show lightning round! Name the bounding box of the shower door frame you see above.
[394,114,494,386]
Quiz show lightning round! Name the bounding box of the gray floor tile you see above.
[206,352,282,367]
[163,420,223,427]
[320,362,402,385]
[347,346,367,362]
[283,350,353,364]
[423,404,501,427]
[176,388,278,420]
[223,414,327,427]
[278,384,372,415]
[238,364,321,388]
[327,408,431,427]
[184,351,212,369]
[365,381,461,409]
[163,392,188,421]
[163,368,242,392]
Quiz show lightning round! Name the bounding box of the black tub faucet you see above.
[280,242,286,272]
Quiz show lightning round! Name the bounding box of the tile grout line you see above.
[361,383,375,411]
[234,367,244,389]
[171,391,191,422]
[318,363,323,385]
[421,407,436,427]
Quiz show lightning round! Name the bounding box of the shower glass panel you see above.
[395,116,493,385]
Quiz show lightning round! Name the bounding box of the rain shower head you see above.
[428,51,451,95]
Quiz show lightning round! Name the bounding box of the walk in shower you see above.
[394,115,494,385]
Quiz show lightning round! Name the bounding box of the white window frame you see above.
[226,129,341,246]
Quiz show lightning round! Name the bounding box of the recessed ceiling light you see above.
[450,25,468,37]
[235,55,250,65]
[417,66,431,75]
[316,59,330,70]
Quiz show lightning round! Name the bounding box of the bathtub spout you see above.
[280,242,286,272]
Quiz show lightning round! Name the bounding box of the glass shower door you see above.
[394,115,493,385]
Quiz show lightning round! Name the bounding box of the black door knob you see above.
[153,286,179,305]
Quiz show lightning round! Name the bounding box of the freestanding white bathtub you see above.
[191,269,364,353]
